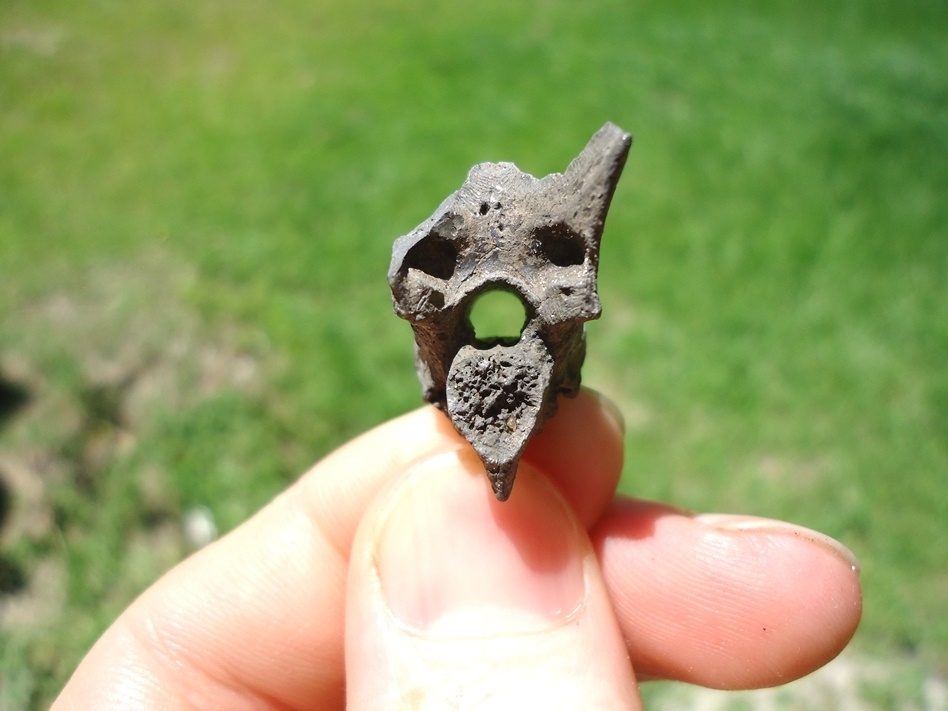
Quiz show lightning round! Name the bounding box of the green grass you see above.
[1,0,946,707]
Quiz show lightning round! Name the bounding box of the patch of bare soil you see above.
[648,649,948,711]
[0,251,262,633]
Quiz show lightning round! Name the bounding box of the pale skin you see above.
[52,389,862,710]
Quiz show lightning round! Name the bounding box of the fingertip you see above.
[523,388,625,527]
[594,498,863,689]
[345,452,641,710]
[586,389,627,437]
[368,452,587,634]
[693,514,861,575]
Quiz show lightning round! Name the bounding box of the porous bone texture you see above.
[389,122,631,500]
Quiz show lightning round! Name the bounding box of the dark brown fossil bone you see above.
[389,122,631,500]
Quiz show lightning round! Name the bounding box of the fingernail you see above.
[693,513,861,574]
[588,389,625,436]
[374,451,588,637]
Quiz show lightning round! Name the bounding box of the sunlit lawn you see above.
[1,0,946,707]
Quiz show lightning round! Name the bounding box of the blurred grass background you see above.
[1,0,945,707]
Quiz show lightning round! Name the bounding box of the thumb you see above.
[345,449,641,710]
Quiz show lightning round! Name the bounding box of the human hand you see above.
[52,389,861,710]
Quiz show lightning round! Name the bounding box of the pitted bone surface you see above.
[389,122,631,500]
